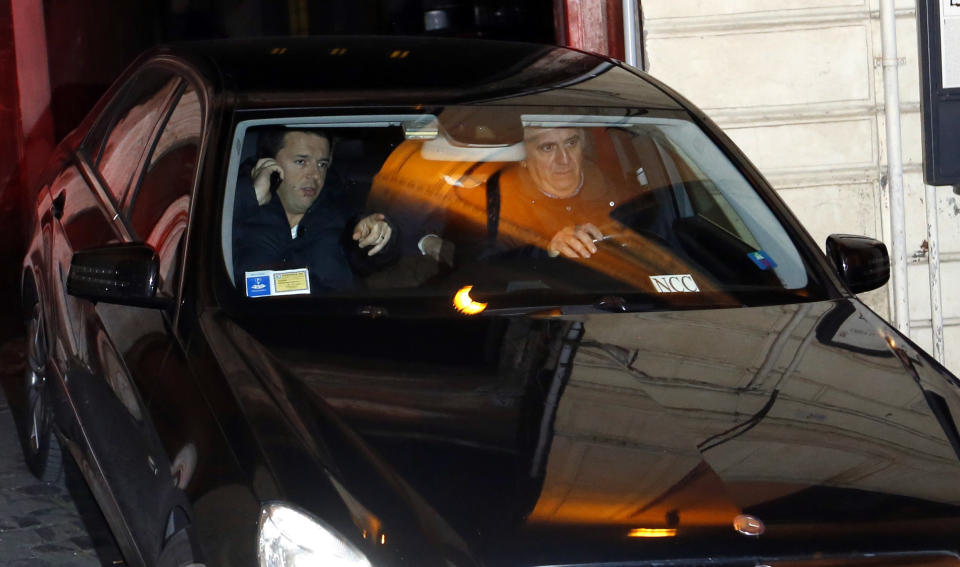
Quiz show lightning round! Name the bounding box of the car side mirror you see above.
[825,234,890,294]
[67,243,171,308]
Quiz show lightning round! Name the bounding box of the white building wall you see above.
[641,0,960,373]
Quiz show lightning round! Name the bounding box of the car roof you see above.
[151,36,684,110]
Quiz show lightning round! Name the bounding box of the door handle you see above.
[52,192,65,220]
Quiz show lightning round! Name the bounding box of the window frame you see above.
[85,57,211,332]
[125,81,205,301]
[222,114,439,286]
[220,109,832,311]
[80,67,183,208]
[123,81,199,220]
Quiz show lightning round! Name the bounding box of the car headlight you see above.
[258,503,373,567]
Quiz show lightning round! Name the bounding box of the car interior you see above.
[222,113,812,306]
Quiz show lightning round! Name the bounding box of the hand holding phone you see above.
[251,158,282,206]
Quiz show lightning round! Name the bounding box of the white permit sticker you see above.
[649,274,700,293]
[245,268,311,297]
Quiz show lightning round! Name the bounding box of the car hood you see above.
[227,298,960,566]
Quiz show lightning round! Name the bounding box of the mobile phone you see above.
[270,171,282,192]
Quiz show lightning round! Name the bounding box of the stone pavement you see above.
[0,338,122,566]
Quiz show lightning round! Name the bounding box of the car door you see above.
[51,65,208,566]
[116,76,267,566]
[50,66,179,402]
[96,75,209,566]
[96,77,203,407]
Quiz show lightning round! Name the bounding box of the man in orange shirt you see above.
[495,126,622,259]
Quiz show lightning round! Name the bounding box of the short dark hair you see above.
[256,127,333,160]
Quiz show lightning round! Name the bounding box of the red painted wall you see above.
[0,0,21,197]
[12,0,54,195]
[0,0,54,216]
[0,0,155,214]
[561,0,624,59]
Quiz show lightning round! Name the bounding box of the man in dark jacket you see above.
[233,127,398,291]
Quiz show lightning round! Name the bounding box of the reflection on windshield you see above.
[226,112,824,309]
[246,301,960,540]
[529,301,960,529]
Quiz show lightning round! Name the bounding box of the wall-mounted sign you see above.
[941,0,960,89]
[918,0,960,185]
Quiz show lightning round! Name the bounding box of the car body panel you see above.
[184,36,683,110]
[200,297,960,566]
[16,36,960,567]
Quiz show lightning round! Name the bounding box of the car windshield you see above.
[222,109,829,316]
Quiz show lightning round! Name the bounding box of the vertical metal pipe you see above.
[880,0,910,336]
[925,184,945,362]
[622,0,639,67]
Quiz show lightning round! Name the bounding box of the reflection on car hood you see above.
[248,298,960,565]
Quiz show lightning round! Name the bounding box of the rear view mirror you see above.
[825,234,890,294]
[438,107,524,146]
[67,243,170,308]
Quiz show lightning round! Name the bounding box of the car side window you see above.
[85,69,180,204]
[128,83,203,298]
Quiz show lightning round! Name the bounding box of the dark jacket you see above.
[233,175,399,291]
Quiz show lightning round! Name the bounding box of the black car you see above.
[16,36,960,567]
